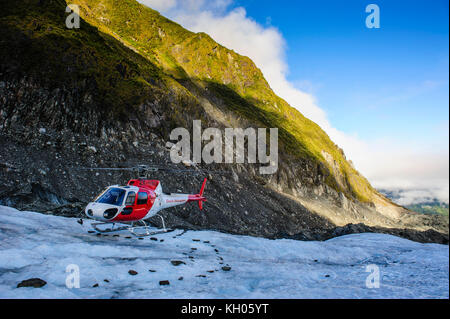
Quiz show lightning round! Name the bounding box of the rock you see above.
[149,269,156,272]
[221,266,231,271]
[182,159,192,167]
[170,260,186,266]
[232,170,239,182]
[178,277,184,281]
[104,279,109,283]
[196,275,206,278]
[159,280,170,286]
[150,237,158,241]
[93,283,99,287]
[17,278,47,288]
[87,146,97,153]
[128,270,138,275]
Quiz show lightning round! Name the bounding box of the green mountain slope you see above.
[0,0,379,204]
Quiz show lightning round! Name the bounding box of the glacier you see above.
[0,205,448,299]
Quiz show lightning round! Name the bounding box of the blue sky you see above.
[231,0,449,146]
[140,0,449,203]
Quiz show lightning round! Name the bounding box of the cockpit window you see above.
[125,192,136,206]
[95,188,126,206]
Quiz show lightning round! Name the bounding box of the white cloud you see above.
[382,188,449,206]
[137,0,449,204]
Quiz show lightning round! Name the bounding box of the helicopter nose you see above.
[85,203,119,221]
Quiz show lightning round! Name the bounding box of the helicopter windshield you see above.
[95,188,126,206]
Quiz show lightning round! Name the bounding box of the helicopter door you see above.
[122,192,136,215]
[133,191,150,220]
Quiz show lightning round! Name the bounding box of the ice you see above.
[0,205,448,299]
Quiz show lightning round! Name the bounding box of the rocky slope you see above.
[0,0,447,243]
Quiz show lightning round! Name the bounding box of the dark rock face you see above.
[0,92,448,244]
[17,278,47,288]
[159,280,170,285]
[0,113,339,240]
[128,270,138,276]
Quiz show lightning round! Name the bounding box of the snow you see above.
[0,205,448,299]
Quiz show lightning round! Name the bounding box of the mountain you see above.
[0,0,448,242]
[0,206,448,298]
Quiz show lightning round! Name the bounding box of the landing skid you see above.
[90,215,173,237]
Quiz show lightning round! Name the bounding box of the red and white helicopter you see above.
[78,165,209,237]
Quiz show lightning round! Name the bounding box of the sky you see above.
[137,0,449,204]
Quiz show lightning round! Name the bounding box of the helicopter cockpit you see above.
[85,186,141,221]
[95,187,126,206]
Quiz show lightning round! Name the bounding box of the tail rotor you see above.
[198,178,207,210]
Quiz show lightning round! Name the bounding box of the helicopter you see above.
[77,165,212,237]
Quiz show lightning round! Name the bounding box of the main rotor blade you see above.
[71,166,231,174]
[75,167,135,171]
